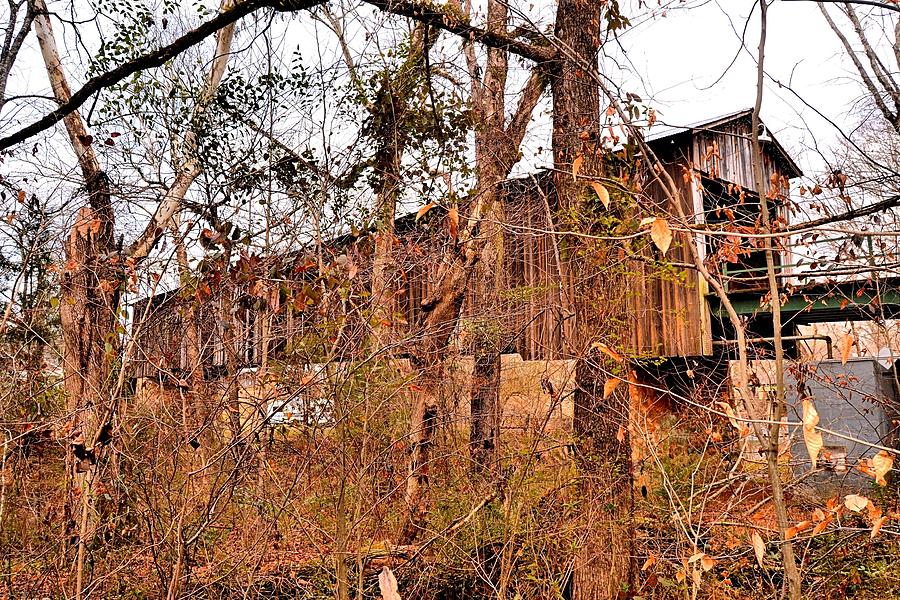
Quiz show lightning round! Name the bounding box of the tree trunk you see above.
[550,0,636,595]
[34,6,119,594]
[470,325,501,473]
[572,356,635,598]
[366,26,429,351]
[34,3,237,594]
[401,4,547,539]
[466,0,515,474]
[468,182,505,474]
[400,271,468,544]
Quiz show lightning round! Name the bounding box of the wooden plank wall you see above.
[628,151,707,358]
[491,175,568,360]
[690,120,783,192]
[128,122,800,380]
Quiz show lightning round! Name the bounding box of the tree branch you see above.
[0,0,281,151]
[0,0,35,108]
[788,194,900,231]
[793,0,900,12]
[843,3,900,111]
[126,0,239,261]
[818,2,899,130]
[0,0,554,151]
[363,0,556,63]
[505,65,547,148]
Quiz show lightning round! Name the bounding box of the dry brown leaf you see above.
[700,555,717,572]
[872,450,894,487]
[856,458,876,478]
[844,494,870,513]
[603,377,622,399]
[871,515,889,539]
[378,566,402,600]
[590,181,610,209]
[688,551,705,564]
[616,424,626,444]
[447,207,459,239]
[716,401,749,437]
[415,203,435,221]
[650,218,673,255]
[675,569,686,583]
[802,399,823,469]
[751,531,765,568]
[841,333,853,365]
[641,553,656,571]
[572,155,584,181]
[867,502,883,521]
[812,515,832,536]
[590,341,624,363]
[786,520,812,540]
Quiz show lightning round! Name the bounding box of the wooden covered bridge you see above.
[127,109,900,382]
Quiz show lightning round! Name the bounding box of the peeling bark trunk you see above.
[400,260,471,544]
[34,5,118,592]
[34,2,238,595]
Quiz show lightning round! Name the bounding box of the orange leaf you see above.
[794,520,812,536]
[603,378,621,399]
[650,218,673,255]
[616,425,626,444]
[871,515,889,539]
[447,207,459,238]
[590,341,624,363]
[867,501,883,522]
[416,203,435,221]
[841,333,853,365]
[590,181,610,209]
[812,515,833,536]
[572,155,584,181]
[641,553,656,571]
[872,450,894,487]
[700,555,717,572]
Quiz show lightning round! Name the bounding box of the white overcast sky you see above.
[612,0,874,180]
[1,1,887,202]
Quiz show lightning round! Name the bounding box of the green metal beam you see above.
[707,279,900,322]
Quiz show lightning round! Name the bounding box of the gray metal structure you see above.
[786,358,899,494]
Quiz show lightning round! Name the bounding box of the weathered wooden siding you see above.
[128,114,802,377]
[490,174,568,360]
[627,146,708,357]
